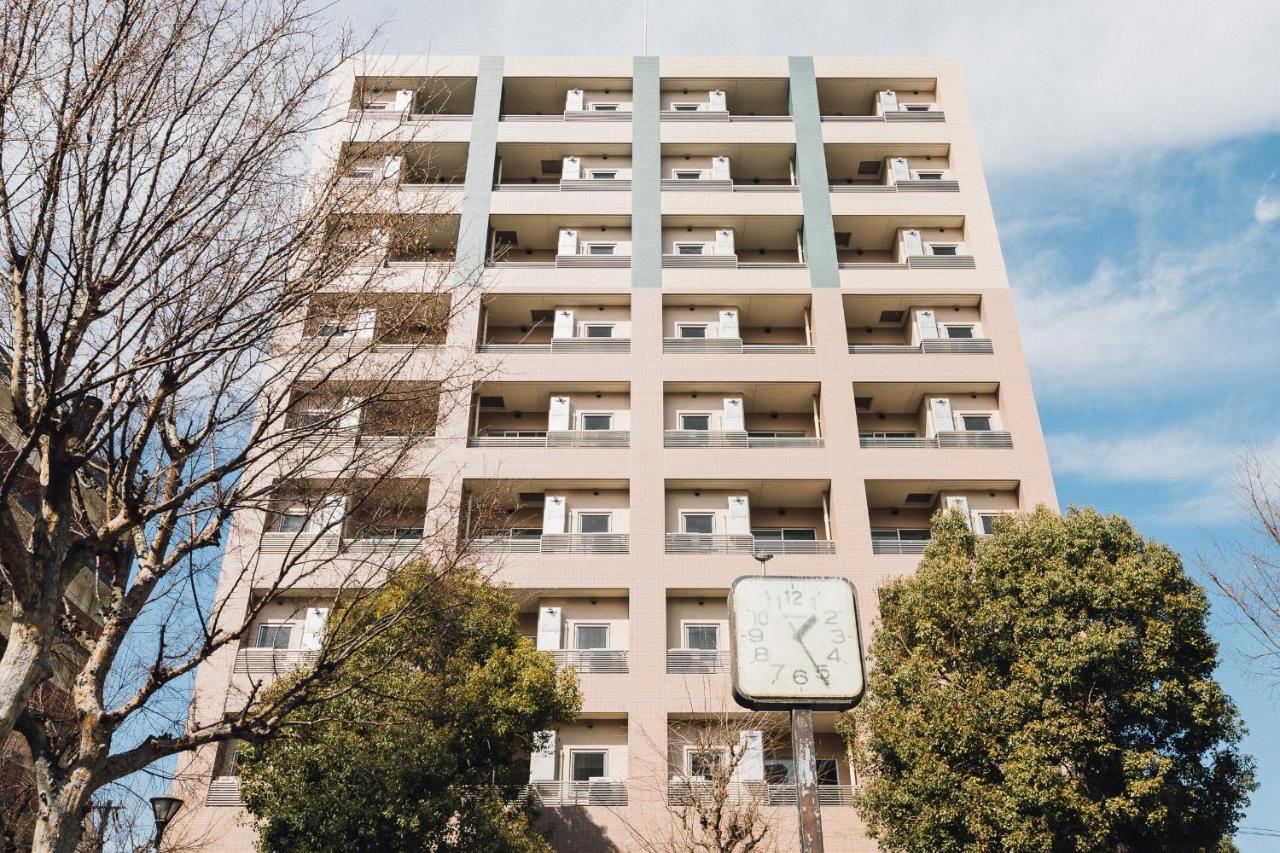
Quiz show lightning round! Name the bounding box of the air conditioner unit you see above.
[478,396,506,409]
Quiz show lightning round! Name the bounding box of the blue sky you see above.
[321,0,1280,841]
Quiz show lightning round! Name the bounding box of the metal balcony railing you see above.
[848,339,993,354]
[859,432,1011,449]
[233,648,319,675]
[663,431,823,449]
[555,254,632,269]
[660,109,730,121]
[822,110,946,123]
[563,110,632,122]
[206,776,242,807]
[871,539,930,555]
[472,534,629,554]
[550,650,629,673]
[907,255,976,270]
[469,431,630,448]
[664,534,834,555]
[560,178,632,191]
[526,780,629,806]
[829,180,958,193]
[478,338,631,354]
[662,338,814,355]
[662,178,733,191]
[661,254,738,269]
[666,781,855,806]
[666,649,731,673]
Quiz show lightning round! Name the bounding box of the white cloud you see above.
[1256,195,1280,224]
[1013,226,1280,396]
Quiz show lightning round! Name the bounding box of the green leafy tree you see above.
[237,566,581,853]
[840,507,1254,853]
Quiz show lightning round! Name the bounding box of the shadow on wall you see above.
[535,807,622,853]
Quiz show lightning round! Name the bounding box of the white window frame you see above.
[572,623,611,650]
[871,528,932,542]
[254,622,295,650]
[913,170,945,180]
[680,511,716,535]
[588,102,620,112]
[902,103,933,112]
[973,510,1015,537]
[860,430,918,439]
[673,169,706,180]
[677,411,713,431]
[675,323,710,339]
[585,242,618,256]
[942,324,977,339]
[751,527,819,541]
[581,323,615,338]
[569,749,609,782]
[587,169,618,180]
[683,746,729,780]
[577,412,615,431]
[575,511,612,534]
[682,622,721,651]
[673,242,707,256]
[957,412,996,432]
[670,102,703,112]
[926,243,960,256]
[274,505,311,533]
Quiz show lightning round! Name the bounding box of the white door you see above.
[727,495,751,535]
[536,606,562,651]
[928,397,955,435]
[542,495,567,534]
[300,607,329,651]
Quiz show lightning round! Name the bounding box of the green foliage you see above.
[840,507,1255,853]
[237,566,581,853]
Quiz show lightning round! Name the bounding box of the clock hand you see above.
[795,635,830,687]
[793,614,817,642]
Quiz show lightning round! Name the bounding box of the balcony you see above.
[660,144,797,192]
[349,75,476,120]
[662,215,805,270]
[550,649,629,673]
[525,779,628,806]
[667,781,855,807]
[474,533,628,553]
[866,479,1022,554]
[469,381,630,447]
[478,294,631,354]
[261,479,428,555]
[464,480,630,554]
[325,213,460,268]
[659,78,790,121]
[285,380,440,448]
[306,293,451,349]
[493,143,632,191]
[206,776,242,807]
[232,648,319,674]
[825,143,957,192]
[844,294,992,354]
[663,294,814,354]
[486,215,632,269]
[663,382,823,448]
[666,649,731,673]
[817,77,943,121]
[666,481,834,555]
[834,215,974,270]
[499,77,632,121]
[856,382,1012,450]
[339,141,469,190]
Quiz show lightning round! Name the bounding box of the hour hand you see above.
[792,614,817,641]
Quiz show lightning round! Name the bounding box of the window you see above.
[915,171,944,180]
[688,749,727,779]
[587,244,617,256]
[960,415,993,432]
[816,759,840,785]
[580,414,614,431]
[493,430,547,438]
[677,324,708,339]
[747,430,806,439]
[679,414,711,431]
[540,160,563,176]
[860,431,917,439]
[929,245,958,256]
[589,103,619,112]
[976,514,1003,536]
[255,624,293,649]
[574,624,609,649]
[904,104,931,112]
[684,624,719,650]
[275,508,309,533]
[578,513,611,533]
[872,528,931,542]
[752,528,818,541]
[671,103,701,112]
[764,759,792,784]
[675,243,705,255]
[674,170,703,180]
[682,513,715,534]
[944,325,975,339]
[589,170,617,180]
[510,527,543,539]
[584,324,614,338]
[856,160,883,176]
[571,750,607,782]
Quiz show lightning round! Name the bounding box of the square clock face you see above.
[729,575,865,710]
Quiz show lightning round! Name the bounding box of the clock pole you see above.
[790,707,825,853]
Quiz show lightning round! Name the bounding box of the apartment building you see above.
[177,55,1057,852]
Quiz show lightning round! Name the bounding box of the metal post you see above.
[791,708,825,853]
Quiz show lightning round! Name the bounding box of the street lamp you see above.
[753,551,773,576]
[149,796,183,849]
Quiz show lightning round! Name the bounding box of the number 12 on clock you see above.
[728,575,865,711]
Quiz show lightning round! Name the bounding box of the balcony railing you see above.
[829,179,958,193]
[666,649,731,674]
[661,254,738,269]
[469,431,630,448]
[526,780,629,806]
[560,178,632,191]
[871,539,929,555]
[550,649,629,673]
[206,776,242,807]
[555,254,632,269]
[665,534,834,555]
[822,110,945,123]
[663,338,814,355]
[233,648,319,675]
[859,432,1012,450]
[663,431,823,449]
[479,338,631,354]
[472,533,629,554]
[849,339,993,354]
[662,178,733,191]
[667,781,854,806]
[837,255,976,271]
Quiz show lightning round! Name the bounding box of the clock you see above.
[728,575,865,711]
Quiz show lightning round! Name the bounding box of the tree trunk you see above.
[29,775,92,853]
[0,617,53,751]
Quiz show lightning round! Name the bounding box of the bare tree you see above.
[1202,451,1280,683]
[620,706,789,853]
[0,0,493,849]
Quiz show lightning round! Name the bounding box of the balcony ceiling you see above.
[501,76,632,115]
[477,381,629,410]
[484,293,630,325]
[662,214,803,249]
[463,478,629,500]
[816,77,936,114]
[497,142,632,174]
[843,293,979,327]
[661,143,794,179]
[665,479,830,505]
[831,214,965,250]
[488,214,632,248]
[663,292,809,324]
[663,381,820,410]
[864,479,1019,507]
[856,381,998,413]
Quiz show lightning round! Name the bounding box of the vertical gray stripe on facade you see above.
[453,55,504,288]
[788,56,839,288]
[631,56,661,288]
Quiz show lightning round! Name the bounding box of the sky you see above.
[132,0,1280,845]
